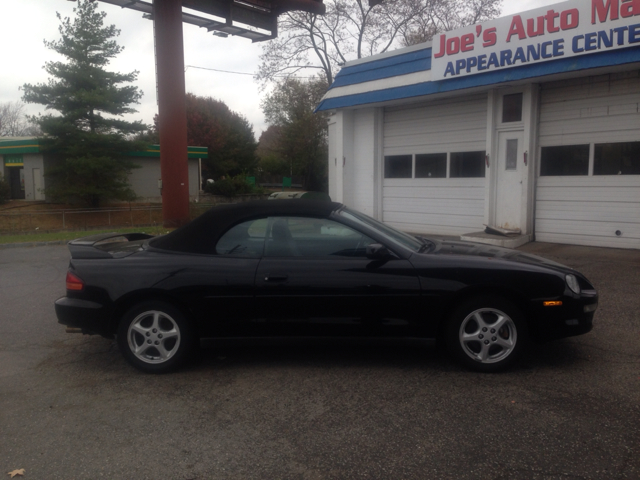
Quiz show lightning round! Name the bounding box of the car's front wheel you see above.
[446,296,527,372]
[117,301,196,373]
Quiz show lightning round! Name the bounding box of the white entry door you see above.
[495,131,524,230]
[33,168,44,201]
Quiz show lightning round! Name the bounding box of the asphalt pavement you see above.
[0,242,639,479]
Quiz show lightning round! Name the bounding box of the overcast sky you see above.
[0,0,561,140]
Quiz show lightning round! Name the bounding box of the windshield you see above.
[339,207,424,252]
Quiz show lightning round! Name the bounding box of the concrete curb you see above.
[0,240,70,249]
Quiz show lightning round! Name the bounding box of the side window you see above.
[384,155,412,178]
[594,142,640,175]
[216,218,267,258]
[265,217,375,258]
[450,151,486,178]
[415,153,447,178]
[540,145,589,176]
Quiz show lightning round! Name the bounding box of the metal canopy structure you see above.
[99,0,325,42]
[92,0,325,227]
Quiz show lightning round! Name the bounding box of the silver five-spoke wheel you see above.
[127,310,181,364]
[446,296,527,372]
[459,308,517,364]
[118,301,196,373]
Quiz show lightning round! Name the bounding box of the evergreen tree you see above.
[22,0,146,207]
[185,94,258,180]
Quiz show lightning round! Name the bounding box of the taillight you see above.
[66,271,85,291]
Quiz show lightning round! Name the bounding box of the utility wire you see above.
[185,65,311,78]
[185,65,255,75]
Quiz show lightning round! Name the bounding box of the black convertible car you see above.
[55,200,598,373]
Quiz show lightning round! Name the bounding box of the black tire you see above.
[445,295,528,373]
[117,301,196,373]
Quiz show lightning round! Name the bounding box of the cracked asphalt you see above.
[1,242,639,479]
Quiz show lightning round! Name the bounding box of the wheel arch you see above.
[436,285,532,343]
[109,290,199,336]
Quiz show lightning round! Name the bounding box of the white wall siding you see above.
[384,94,487,155]
[537,73,640,249]
[382,94,487,235]
[383,178,485,235]
[328,121,338,203]
[536,177,640,249]
[349,109,378,217]
[539,72,640,146]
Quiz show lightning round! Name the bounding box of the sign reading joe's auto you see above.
[431,0,640,80]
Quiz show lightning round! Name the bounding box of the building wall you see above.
[349,109,380,218]
[127,157,200,202]
[383,94,487,156]
[381,93,488,235]
[536,72,640,249]
[22,154,45,201]
[37,156,201,203]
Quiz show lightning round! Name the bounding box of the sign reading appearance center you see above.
[431,0,640,81]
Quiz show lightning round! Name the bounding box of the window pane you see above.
[216,219,266,257]
[340,208,423,252]
[450,151,486,178]
[594,142,640,175]
[384,155,412,178]
[540,145,589,176]
[265,217,375,257]
[415,153,447,178]
[506,139,518,170]
[502,93,523,122]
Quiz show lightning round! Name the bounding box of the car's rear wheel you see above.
[117,301,196,373]
[446,296,527,372]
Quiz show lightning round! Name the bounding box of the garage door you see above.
[382,94,487,236]
[536,72,640,249]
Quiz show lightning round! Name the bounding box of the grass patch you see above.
[0,225,173,245]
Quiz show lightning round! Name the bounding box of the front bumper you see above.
[529,290,598,342]
[55,296,113,336]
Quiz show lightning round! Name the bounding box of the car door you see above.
[254,216,422,337]
[179,217,267,337]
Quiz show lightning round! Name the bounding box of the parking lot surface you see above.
[1,242,639,479]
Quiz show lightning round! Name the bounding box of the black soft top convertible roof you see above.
[150,199,343,254]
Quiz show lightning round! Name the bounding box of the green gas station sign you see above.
[4,154,24,167]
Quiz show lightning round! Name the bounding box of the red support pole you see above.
[153,0,190,228]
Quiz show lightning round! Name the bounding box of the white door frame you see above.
[485,85,539,235]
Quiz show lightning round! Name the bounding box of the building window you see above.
[502,93,523,123]
[594,142,640,175]
[415,153,447,178]
[540,145,589,176]
[506,139,518,171]
[384,155,412,178]
[450,151,486,178]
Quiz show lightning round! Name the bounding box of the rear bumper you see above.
[55,296,113,336]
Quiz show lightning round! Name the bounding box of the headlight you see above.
[566,274,581,295]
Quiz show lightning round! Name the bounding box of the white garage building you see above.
[317,0,640,249]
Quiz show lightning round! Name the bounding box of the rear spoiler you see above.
[68,233,154,259]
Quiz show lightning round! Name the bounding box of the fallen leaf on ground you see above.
[7,470,25,478]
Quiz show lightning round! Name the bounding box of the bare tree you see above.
[257,0,501,86]
[402,0,501,46]
[0,101,40,137]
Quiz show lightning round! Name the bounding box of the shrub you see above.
[204,175,259,197]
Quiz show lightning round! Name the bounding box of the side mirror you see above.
[366,243,391,259]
